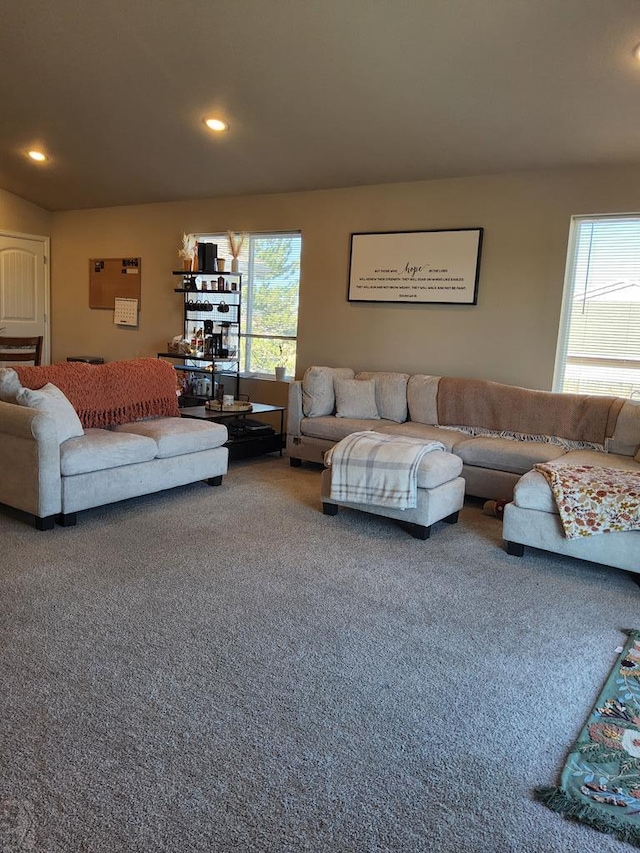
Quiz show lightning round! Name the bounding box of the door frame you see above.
[0,229,51,364]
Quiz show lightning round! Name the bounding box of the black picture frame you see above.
[347,228,483,304]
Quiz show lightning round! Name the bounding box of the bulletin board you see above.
[89,258,142,309]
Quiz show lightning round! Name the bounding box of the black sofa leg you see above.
[322,502,339,516]
[409,523,432,540]
[35,515,55,531]
[290,457,302,467]
[506,541,525,557]
[57,512,77,527]
[443,511,459,525]
[207,475,223,486]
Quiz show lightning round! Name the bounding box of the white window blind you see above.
[554,215,640,399]
[199,231,301,377]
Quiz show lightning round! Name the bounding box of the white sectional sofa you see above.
[287,366,640,572]
[0,358,228,529]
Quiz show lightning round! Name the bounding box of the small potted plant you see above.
[275,342,287,381]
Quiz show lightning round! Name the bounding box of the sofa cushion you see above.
[335,378,379,419]
[407,375,441,425]
[356,372,409,423]
[16,383,85,445]
[607,399,640,457]
[453,436,567,474]
[113,417,228,458]
[301,416,396,442]
[60,428,158,476]
[550,449,640,471]
[302,366,355,417]
[416,450,463,489]
[373,421,468,452]
[0,367,21,403]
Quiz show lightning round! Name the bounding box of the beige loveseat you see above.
[287,367,640,572]
[0,358,228,529]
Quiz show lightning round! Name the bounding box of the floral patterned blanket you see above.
[534,463,640,539]
[537,631,640,848]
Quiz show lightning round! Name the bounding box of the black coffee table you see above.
[180,403,285,460]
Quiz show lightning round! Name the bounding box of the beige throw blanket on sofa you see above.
[437,378,623,447]
[325,431,445,510]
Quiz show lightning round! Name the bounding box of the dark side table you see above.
[180,403,285,460]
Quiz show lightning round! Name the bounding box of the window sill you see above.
[240,372,291,382]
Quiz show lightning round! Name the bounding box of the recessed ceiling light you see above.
[27,150,47,162]
[204,118,228,132]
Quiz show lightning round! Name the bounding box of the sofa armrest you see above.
[0,400,62,518]
[287,381,303,438]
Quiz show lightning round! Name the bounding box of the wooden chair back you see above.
[0,335,43,366]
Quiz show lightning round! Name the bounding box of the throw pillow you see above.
[355,371,410,422]
[302,366,355,417]
[0,367,22,403]
[16,383,84,444]
[334,378,380,419]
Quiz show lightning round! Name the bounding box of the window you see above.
[197,231,301,378]
[554,215,640,399]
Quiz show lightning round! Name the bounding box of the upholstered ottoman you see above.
[321,447,465,539]
[503,456,640,573]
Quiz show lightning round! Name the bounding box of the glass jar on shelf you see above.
[220,323,238,358]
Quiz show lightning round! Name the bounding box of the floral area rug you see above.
[537,631,640,847]
[534,463,640,539]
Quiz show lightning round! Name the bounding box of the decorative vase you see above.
[216,258,226,272]
[275,366,286,382]
[231,257,239,273]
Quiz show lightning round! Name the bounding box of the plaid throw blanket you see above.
[325,431,445,510]
[534,463,640,539]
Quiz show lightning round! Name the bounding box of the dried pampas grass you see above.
[227,231,246,259]
[178,233,197,261]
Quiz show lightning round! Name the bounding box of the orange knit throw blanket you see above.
[15,358,180,428]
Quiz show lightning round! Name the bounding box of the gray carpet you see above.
[0,456,638,853]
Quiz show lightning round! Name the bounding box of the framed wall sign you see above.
[347,228,483,304]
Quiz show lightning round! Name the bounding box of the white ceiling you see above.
[1,0,639,212]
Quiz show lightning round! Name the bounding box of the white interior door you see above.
[0,233,49,364]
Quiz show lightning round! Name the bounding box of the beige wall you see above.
[0,186,51,237]
[49,164,640,392]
